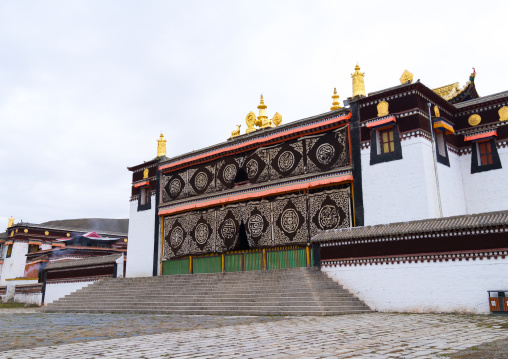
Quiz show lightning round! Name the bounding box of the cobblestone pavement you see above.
[1,312,508,358]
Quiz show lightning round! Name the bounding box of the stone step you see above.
[44,267,373,316]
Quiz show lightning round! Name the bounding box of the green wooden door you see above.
[162,259,189,275]
[193,256,221,274]
[266,248,306,270]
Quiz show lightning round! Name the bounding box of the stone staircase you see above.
[43,267,372,316]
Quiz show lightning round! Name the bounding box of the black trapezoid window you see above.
[370,124,403,165]
[137,186,151,211]
[471,139,502,174]
[435,129,450,167]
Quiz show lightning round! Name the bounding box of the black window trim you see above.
[137,186,152,211]
[471,138,502,174]
[435,129,450,167]
[370,123,403,165]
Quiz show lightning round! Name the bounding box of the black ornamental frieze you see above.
[273,195,307,245]
[308,188,350,238]
[269,140,304,180]
[216,156,245,190]
[163,172,187,202]
[189,211,215,254]
[216,206,243,252]
[188,164,216,196]
[243,148,269,184]
[243,201,272,247]
[163,217,190,259]
[306,126,350,172]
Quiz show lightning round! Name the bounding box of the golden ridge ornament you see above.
[499,106,508,121]
[400,70,414,84]
[272,112,282,126]
[7,216,14,228]
[230,125,241,138]
[468,114,481,126]
[143,168,149,179]
[377,101,389,117]
[157,133,167,157]
[434,106,440,117]
[245,111,257,133]
[351,64,366,97]
[330,88,341,110]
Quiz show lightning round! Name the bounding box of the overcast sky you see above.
[1,0,507,226]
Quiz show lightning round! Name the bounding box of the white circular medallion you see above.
[278,151,295,172]
[221,218,236,239]
[281,208,299,233]
[316,143,335,165]
[194,172,208,191]
[195,223,209,244]
[223,164,237,183]
[169,179,181,197]
[170,226,184,247]
[318,205,339,229]
[245,159,259,179]
[248,214,264,237]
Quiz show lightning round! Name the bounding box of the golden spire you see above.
[330,88,341,110]
[7,216,14,228]
[256,95,271,129]
[351,64,366,98]
[157,133,167,157]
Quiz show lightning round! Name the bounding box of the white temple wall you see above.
[44,280,96,305]
[0,241,28,285]
[362,136,441,226]
[126,194,156,277]
[116,254,125,278]
[461,146,508,214]
[435,149,467,217]
[322,257,508,314]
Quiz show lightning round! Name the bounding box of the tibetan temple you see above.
[125,65,508,279]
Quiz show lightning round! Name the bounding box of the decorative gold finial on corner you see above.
[272,112,282,126]
[245,111,257,133]
[8,216,14,228]
[330,88,341,110]
[400,70,414,84]
[256,95,271,129]
[434,106,440,117]
[351,64,366,97]
[157,133,167,157]
[230,125,241,139]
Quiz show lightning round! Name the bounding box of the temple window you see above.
[28,244,39,253]
[137,186,152,211]
[370,124,403,165]
[379,128,395,154]
[471,138,502,174]
[6,244,13,258]
[434,130,450,167]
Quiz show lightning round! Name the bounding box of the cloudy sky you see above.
[1,0,506,226]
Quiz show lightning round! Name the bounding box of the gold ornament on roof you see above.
[468,114,481,126]
[499,106,508,121]
[377,101,389,117]
[272,112,282,126]
[400,70,414,84]
[45,231,49,235]
[143,168,149,179]
[245,111,257,133]
[330,88,341,110]
[351,64,366,98]
[10,231,14,237]
[7,216,14,228]
[230,125,241,139]
[434,106,440,117]
[157,133,167,157]
[66,233,70,237]
[242,95,282,135]
[24,229,28,233]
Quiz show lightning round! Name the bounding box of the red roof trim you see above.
[159,113,352,172]
[159,173,353,216]
[464,130,497,142]
[366,116,396,129]
[134,181,150,188]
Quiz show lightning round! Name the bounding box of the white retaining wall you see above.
[44,280,96,305]
[322,257,508,314]
[126,194,156,277]
[14,291,42,306]
[0,241,29,285]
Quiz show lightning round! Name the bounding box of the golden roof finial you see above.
[400,70,414,84]
[256,94,271,129]
[351,64,366,98]
[157,133,167,157]
[330,88,341,110]
[8,216,14,228]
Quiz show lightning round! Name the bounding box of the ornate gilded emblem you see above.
[248,214,264,238]
[278,151,295,172]
[316,143,335,165]
[272,112,282,126]
[230,125,241,139]
[351,64,366,97]
[281,208,299,233]
[143,168,149,179]
[468,114,481,126]
[399,70,414,84]
[245,111,257,133]
[66,233,70,237]
[499,106,508,121]
[434,106,440,117]
[194,223,209,245]
[24,229,28,233]
[377,101,389,117]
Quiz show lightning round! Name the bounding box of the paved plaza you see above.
[1,310,508,358]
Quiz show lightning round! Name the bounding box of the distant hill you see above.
[39,218,129,235]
